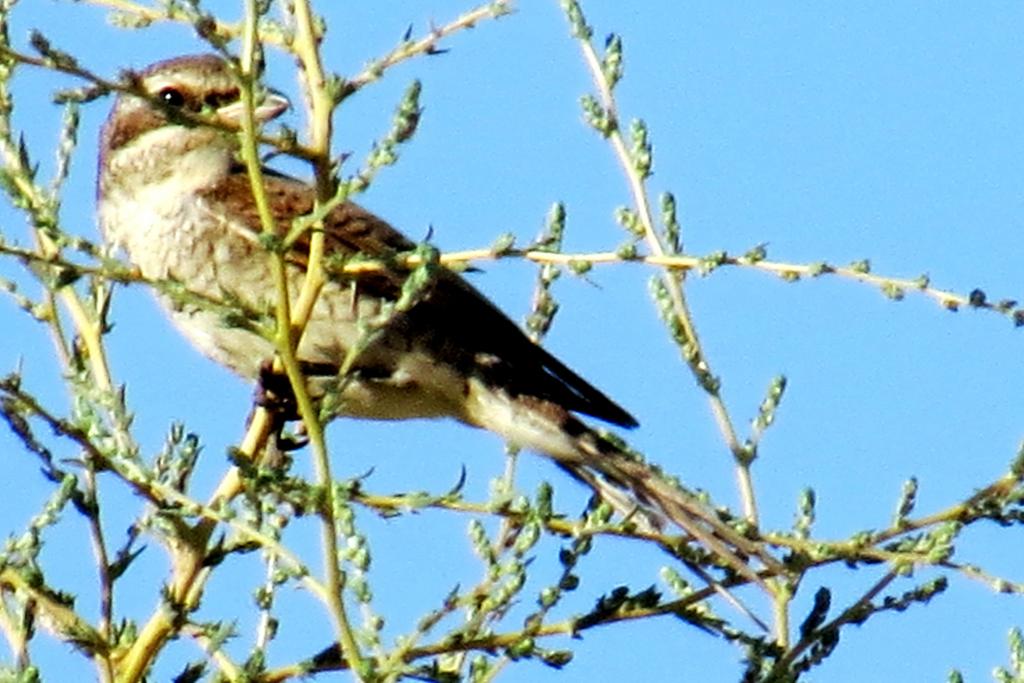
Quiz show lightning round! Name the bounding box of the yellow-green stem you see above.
[290,0,367,677]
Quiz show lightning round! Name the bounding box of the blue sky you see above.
[2,2,1023,681]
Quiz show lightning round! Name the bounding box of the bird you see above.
[97,54,778,584]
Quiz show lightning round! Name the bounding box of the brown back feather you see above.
[201,167,639,428]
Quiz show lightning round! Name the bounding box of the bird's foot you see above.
[254,361,310,453]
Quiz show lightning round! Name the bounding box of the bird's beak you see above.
[216,90,290,127]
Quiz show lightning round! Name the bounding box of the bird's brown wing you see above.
[207,167,638,428]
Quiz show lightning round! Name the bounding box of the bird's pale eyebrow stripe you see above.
[144,75,187,94]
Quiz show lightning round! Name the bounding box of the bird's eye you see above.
[158,87,186,108]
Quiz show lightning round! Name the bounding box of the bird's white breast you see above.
[98,127,280,375]
[98,124,463,416]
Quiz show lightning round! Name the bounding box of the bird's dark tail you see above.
[462,380,784,589]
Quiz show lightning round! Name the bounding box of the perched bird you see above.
[98,54,776,581]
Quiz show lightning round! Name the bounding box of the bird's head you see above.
[98,54,288,195]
